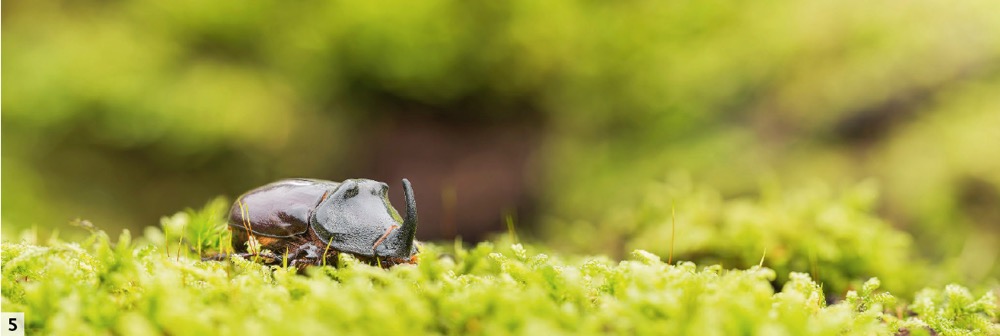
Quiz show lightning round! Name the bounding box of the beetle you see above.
[225,178,419,268]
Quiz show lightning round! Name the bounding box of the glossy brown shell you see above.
[228,179,339,238]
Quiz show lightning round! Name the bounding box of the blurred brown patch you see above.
[360,115,542,241]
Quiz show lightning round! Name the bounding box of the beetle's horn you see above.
[396,178,418,252]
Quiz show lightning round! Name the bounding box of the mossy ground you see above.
[2,214,997,335]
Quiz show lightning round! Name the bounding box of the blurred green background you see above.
[3,0,999,292]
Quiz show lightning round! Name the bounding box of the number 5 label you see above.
[1,313,24,336]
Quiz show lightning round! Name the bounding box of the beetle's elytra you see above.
[227,178,419,268]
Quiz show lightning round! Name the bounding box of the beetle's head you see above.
[312,178,418,262]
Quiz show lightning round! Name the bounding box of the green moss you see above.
[546,178,941,297]
[2,204,996,335]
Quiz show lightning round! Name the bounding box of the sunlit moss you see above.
[2,203,996,335]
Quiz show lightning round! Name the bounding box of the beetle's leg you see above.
[201,252,256,262]
[283,243,317,259]
[289,258,317,270]
[289,243,322,266]
[289,244,319,272]
[253,250,281,264]
[202,253,228,261]
[202,251,282,265]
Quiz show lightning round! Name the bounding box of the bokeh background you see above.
[4,0,999,292]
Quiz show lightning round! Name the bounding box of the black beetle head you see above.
[311,178,418,260]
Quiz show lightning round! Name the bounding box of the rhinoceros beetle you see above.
[223,178,419,268]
